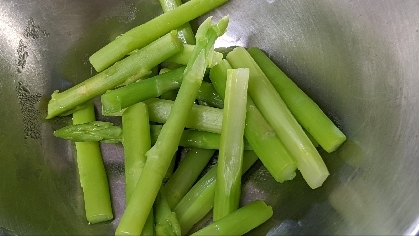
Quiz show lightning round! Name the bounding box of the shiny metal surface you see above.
[1,0,418,235]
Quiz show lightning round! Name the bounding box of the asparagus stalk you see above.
[164,148,216,209]
[155,189,182,236]
[247,47,346,152]
[191,200,273,236]
[213,68,249,221]
[166,45,223,68]
[210,60,297,182]
[144,98,223,134]
[158,0,196,45]
[115,17,228,235]
[101,67,185,116]
[226,47,329,189]
[54,123,253,150]
[174,151,259,235]
[89,0,228,72]
[72,101,113,224]
[122,103,151,201]
[196,82,224,108]
[46,31,183,119]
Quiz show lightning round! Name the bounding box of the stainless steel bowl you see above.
[1,0,419,235]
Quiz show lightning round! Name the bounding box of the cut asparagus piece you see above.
[158,0,196,44]
[122,102,151,202]
[247,47,346,152]
[166,45,223,68]
[213,68,249,221]
[210,60,297,183]
[155,189,182,236]
[191,200,273,236]
[196,82,224,108]
[145,98,223,134]
[47,31,183,119]
[89,0,228,72]
[115,17,228,235]
[164,148,216,209]
[226,47,329,189]
[174,151,259,235]
[72,101,113,224]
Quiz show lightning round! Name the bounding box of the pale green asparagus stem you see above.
[89,0,228,72]
[213,68,249,221]
[155,189,181,236]
[226,47,329,189]
[144,98,223,134]
[247,47,346,152]
[164,148,215,209]
[166,45,223,68]
[158,0,196,44]
[122,103,151,202]
[210,60,297,182]
[174,151,259,235]
[72,101,113,224]
[47,31,183,119]
[191,200,273,236]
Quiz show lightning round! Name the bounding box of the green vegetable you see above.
[158,0,196,44]
[144,98,223,134]
[115,17,228,235]
[164,148,215,209]
[226,47,329,189]
[72,101,113,224]
[213,68,249,221]
[122,103,151,201]
[46,31,183,119]
[191,200,273,236]
[196,82,224,108]
[210,60,297,182]
[155,189,181,236]
[174,150,259,234]
[89,0,228,72]
[247,47,346,152]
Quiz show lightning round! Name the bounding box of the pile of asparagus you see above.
[48,0,346,235]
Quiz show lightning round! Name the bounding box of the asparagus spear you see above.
[154,189,182,236]
[144,98,223,134]
[174,151,259,234]
[54,123,253,150]
[72,101,113,224]
[115,17,228,235]
[89,0,228,72]
[247,47,346,152]
[226,47,329,189]
[210,60,297,182]
[196,82,224,108]
[191,200,273,236]
[213,68,249,221]
[164,148,215,209]
[158,0,196,45]
[46,31,183,119]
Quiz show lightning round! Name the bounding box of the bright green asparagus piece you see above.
[122,102,151,201]
[164,148,215,209]
[210,60,297,182]
[191,200,273,236]
[155,189,182,236]
[115,17,228,235]
[89,0,228,72]
[144,98,223,134]
[46,31,183,119]
[196,82,224,108]
[226,47,329,189]
[72,101,113,224]
[158,0,196,45]
[213,68,249,221]
[166,45,223,68]
[247,47,346,152]
[174,151,259,235]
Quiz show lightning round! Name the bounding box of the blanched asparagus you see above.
[155,189,181,236]
[166,45,223,68]
[247,47,346,152]
[47,31,183,119]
